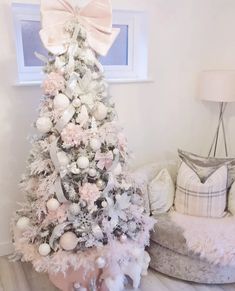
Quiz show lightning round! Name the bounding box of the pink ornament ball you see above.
[59,232,78,251]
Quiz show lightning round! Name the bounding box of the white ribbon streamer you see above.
[49,139,61,171]
[55,105,76,132]
[55,176,69,203]
[102,152,120,196]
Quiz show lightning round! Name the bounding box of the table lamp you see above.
[199,70,235,157]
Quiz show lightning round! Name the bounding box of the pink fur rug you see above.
[170,211,235,266]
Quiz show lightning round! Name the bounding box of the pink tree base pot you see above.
[49,267,108,291]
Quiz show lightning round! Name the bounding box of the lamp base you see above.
[208,102,228,157]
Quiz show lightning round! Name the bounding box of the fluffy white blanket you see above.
[170,211,235,266]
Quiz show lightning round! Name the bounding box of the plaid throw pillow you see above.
[175,162,227,217]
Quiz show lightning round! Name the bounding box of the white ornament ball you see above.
[57,151,70,166]
[120,234,127,243]
[77,156,89,169]
[113,163,122,176]
[129,221,137,232]
[113,148,119,155]
[69,203,80,215]
[95,257,106,269]
[93,102,108,121]
[16,217,30,230]
[88,168,97,177]
[53,93,70,110]
[36,117,52,133]
[101,201,107,208]
[38,243,51,256]
[72,98,81,108]
[90,138,101,151]
[47,198,60,211]
[59,232,78,251]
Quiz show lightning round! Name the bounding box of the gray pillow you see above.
[178,149,235,185]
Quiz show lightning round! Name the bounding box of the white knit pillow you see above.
[148,168,175,216]
[175,162,227,217]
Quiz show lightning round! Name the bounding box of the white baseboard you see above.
[0,241,13,256]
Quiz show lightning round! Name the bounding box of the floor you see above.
[1,257,235,291]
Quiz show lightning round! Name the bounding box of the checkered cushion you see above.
[175,162,227,217]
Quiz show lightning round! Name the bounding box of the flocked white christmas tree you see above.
[12,0,154,290]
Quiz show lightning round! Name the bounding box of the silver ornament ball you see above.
[96,179,105,190]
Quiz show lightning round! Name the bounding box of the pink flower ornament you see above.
[42,72,65,96]
[61,123,85,147]
[80,183,100,205]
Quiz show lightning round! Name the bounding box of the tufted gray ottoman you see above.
[148,214,235,284]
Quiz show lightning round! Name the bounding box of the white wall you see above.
[1,0,235,254]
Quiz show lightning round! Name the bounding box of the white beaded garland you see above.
[46,198,60,211]
[36,117,52,133]
[77,156,89,169]
[38,243,51,256]
[88,168,97,177]
[93,102,108,121]
[90,138,101,151]
[53,93,70,110]
[57,151,70,166]
[59,232,78,251]
[16,217,30,230]
[95,257,106,268]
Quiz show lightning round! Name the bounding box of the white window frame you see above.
[12,3,149,85]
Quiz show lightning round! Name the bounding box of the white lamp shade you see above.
[199,70,235,102]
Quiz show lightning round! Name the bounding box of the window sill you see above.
[14,78,154,87]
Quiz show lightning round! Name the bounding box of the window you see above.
[12,3,148,85]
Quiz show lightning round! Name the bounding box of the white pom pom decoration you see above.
[77,156,89,169]
[36,117,52,133]
[59,232,78,251]
[57,151,70,166]
[129,221,137,232]
[38,243,51,256]
[16,217,30,230]
[53,93,70,110]
[93,102,108,121]
[95,257,106,268]
[120,234,127,243]
[69,203,80,215]
[47,198,60,211]
[90,138,101,151]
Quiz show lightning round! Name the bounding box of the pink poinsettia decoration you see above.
[80,183,100,205]
[61,123,85,147]
[42,72,65,96]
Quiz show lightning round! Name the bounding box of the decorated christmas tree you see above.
[12,0,154,290]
